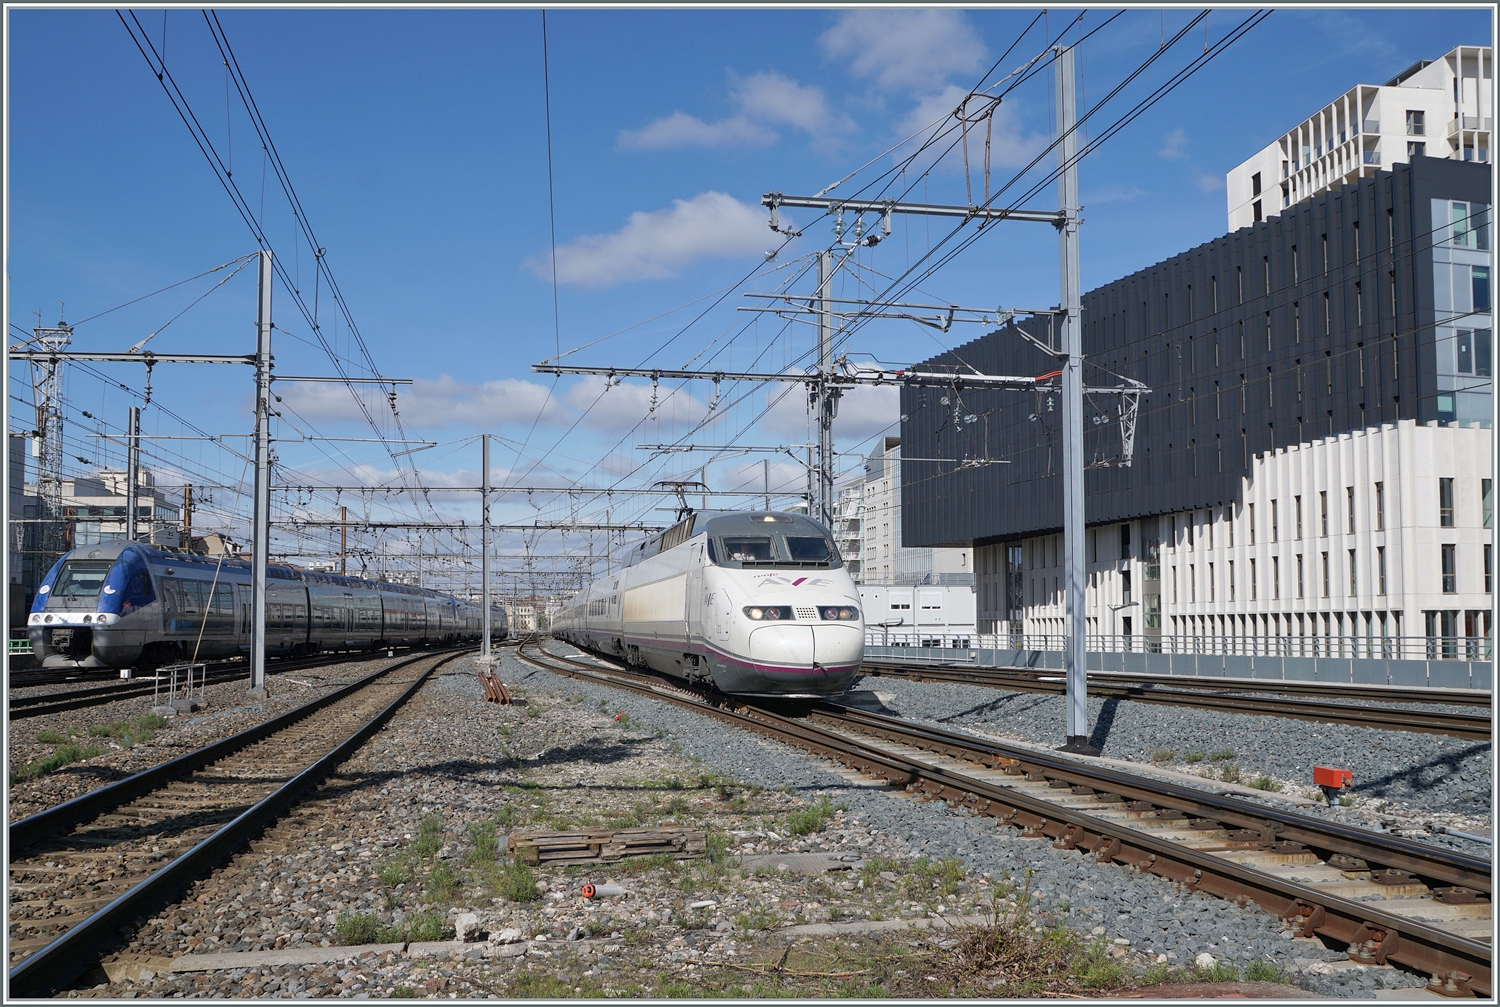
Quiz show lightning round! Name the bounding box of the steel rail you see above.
[861,663,1492,740]
[8,648,429,719]
[10,648,461,848]
[7,649,467,997]
[519,641,1491,994]
[862,659,1494,706]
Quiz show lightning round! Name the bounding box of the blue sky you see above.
[6,6,1491,578]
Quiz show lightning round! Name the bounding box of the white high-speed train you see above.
[553,510,863,697]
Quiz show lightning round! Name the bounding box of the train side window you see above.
[180,581,203,615]
[706,538,718,564]
[162,579,181,616]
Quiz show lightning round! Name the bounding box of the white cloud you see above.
[619,70,850,151]
[760,381,899,445]
[820,9,987,92]
[279,374,566,430]
[563,379,716,433]
[528,191,771,288]
[733,70,853,136]
[894,85,1049,175]
[1160,127,1188,160]
[1084,184,1147,205]
[1192,171,1226,193]
[618,112,776,151]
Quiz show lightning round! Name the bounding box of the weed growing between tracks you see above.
[9,740,105,783]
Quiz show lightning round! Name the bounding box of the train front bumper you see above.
[708,622,864,696]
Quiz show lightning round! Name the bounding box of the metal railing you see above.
[1361,119,1380,134]
[8,638,33,655]
[865,631,1491,662]
[1449,116,1493,135]
[1363,150,1381,164]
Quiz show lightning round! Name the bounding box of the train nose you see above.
[811,624,862,667]
[748,625,813,668]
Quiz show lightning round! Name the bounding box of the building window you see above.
[1346,487,1355,533]
[1263,255,1270,294]
[1321,551,1330,597]
[1321,233,1328,272]
[1228,560,1235,602]
[1484,478,1492,528]
[1375,481,1385,530]
[1474,267,1491,312]
[1248,502,1256,545]
[1352,220,1360,263]
[1348,549,1357,596]
[1271,500,1279,542]
[1291,245,1298,283]
[1452,201,1490,248]
[1250,557,1257,600]
[1120,523,1131,561]
[1355,281,1363,324]
[1296,554,1305,598]
[1251,171,1261,196]
[1459,329,1475,373]
[1405,109,1425,135]
[1486,544,1493,595]
[1408,141,1426,157]
[1208,563,1215,602]
[1442,544,1457,593]
[1190,564,1196,603]
[1478,329,1493,377]
[1439,478,1455,526]
[1171,565,1178,604]
[1226,507,1234,548]
[1319,491,1328,536]
[1253,200,1262,223]
[1273,556,1280,599]
[1378,545,1387,595]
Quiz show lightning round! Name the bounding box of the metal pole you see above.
[125,406,140,542]
[249,250,272,699]
[340,506,347,576]
[816,249,836,529]
[764,458,770,512]
[183,483,193,550]
[481,433,491,660]
[1054,46,1094,756]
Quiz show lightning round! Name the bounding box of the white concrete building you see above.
[1228,45,1492,231]
[977,419,1492,659]
[858,583,977,648]
[854,436,972,586]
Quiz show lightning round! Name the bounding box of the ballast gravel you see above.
[501,645,1434,998]
[8,655,403,820]
[72,643,1448,998]
[859,672,1493,853]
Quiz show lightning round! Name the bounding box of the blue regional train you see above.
[26,542,506,671]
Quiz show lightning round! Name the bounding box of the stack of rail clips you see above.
[506,827,707,866]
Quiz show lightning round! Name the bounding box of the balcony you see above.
[1362,151,1381,165]
[1361,119,1379,134]
[1449,116,1494,136]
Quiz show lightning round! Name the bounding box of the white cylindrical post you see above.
[1054,46,1094,756]
[126,406,141,541]
[481,433,491,659]
[249,250,272,699]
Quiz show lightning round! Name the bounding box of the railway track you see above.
[860,661,1493,741]
[7,648,426,721]
[518,639,1492,996]
[6,648,468,997]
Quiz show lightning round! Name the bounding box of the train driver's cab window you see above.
[54,561,112,598]
[721,537,775,562]
[785,536,832,562]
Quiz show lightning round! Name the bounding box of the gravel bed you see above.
[70,645,1438,998]
[858,674,1493,851]
[7,654,409,820]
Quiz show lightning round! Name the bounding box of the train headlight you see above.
[743,605,792,621]
[82,615,92,623]
[819,606,860,621]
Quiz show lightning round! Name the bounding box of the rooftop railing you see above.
[865,630,1492,662]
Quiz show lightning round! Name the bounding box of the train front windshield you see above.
[785,536,831,562]
[52,561,113,599]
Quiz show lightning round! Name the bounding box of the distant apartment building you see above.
[1228,45,1491,231]
[837,436,971,586]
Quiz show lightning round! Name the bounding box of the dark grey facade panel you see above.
[902,158,1491,549]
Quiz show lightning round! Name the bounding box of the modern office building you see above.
[1227,45,1491,231]
[902,156,1491,657]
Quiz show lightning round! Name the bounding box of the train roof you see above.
[61,542,474,603]
[622,509,833,568]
